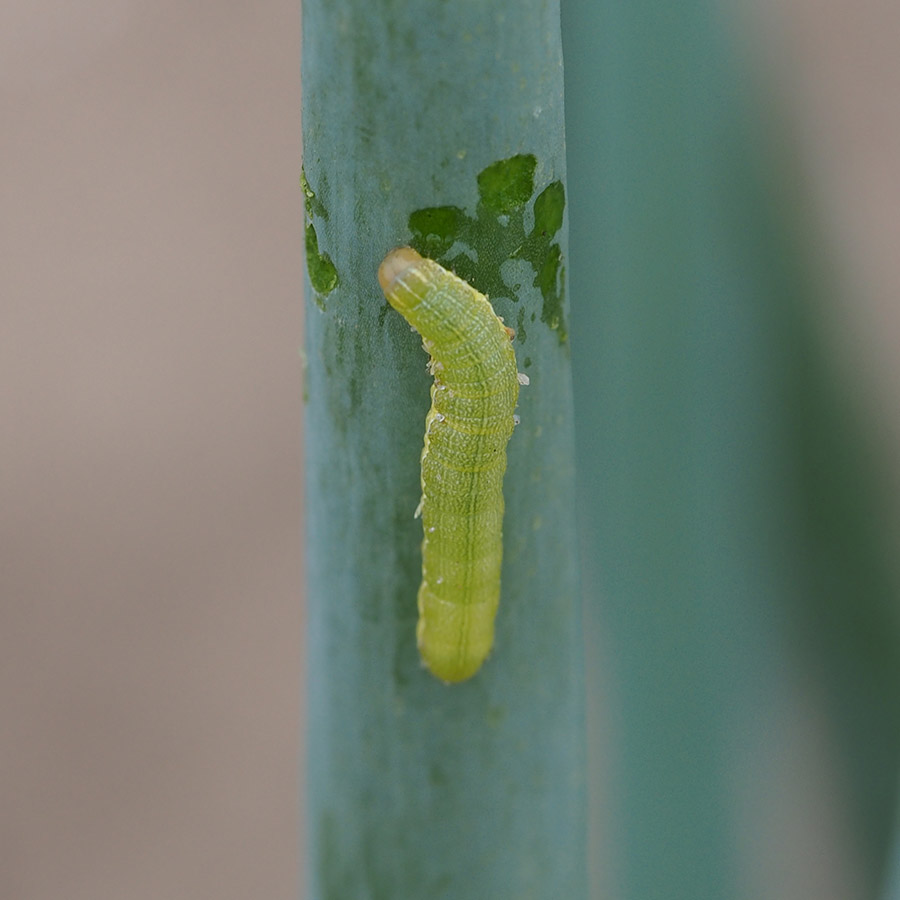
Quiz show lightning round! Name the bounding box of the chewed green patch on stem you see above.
[378,247,526,683]
[408,154,568,343]
[301,169,339,303]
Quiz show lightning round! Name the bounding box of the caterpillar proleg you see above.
[378,247,521,683]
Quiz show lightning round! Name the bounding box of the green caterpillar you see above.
[378,247,526,683]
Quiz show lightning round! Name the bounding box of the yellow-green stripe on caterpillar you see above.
[378,247,527,683]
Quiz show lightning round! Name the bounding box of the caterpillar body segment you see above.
[378,247,520,683]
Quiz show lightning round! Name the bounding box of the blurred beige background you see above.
[1,2,898,900]
[2,2,303,898]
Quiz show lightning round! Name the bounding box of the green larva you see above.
[378,247,526,683]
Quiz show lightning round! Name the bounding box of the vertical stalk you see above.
[302,1,585,896]
[564,1,900,898]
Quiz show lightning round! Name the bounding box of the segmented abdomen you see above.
[378,247,519,682]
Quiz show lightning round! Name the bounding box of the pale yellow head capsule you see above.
[378,246,423,294]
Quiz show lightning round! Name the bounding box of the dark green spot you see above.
[517,180,567,342]
[524,356,532,368]
[408,205,464,257]
[301,167,339,301]
[535,244,565,338]
[532,180,565,237]
[477,154,537,214]
[407,156,568,343]
[305,221,338,300]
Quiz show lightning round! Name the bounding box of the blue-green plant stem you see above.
[564,1,900,898]
[302,1,585,896]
